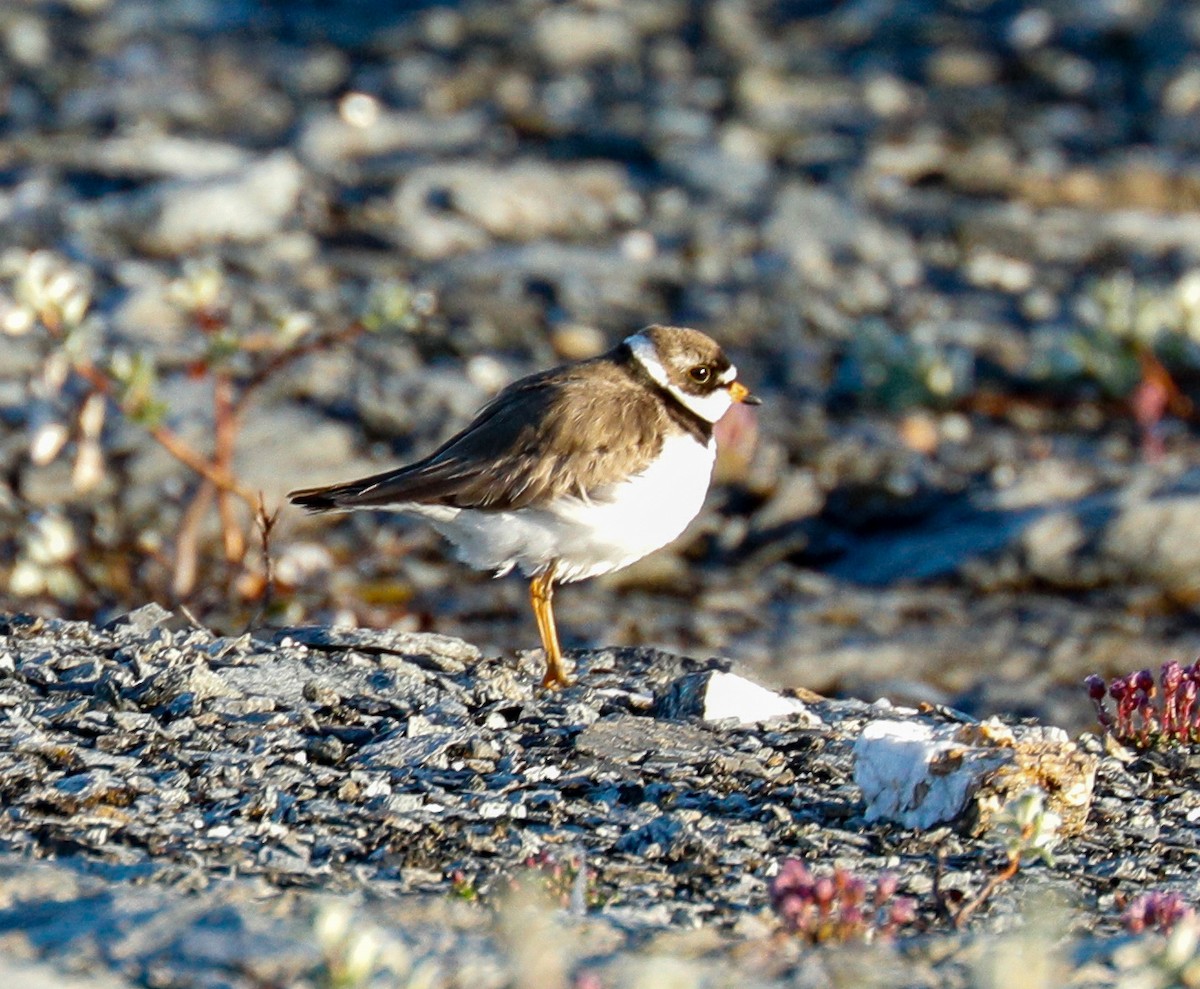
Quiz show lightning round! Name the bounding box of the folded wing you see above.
[289,367,667,513]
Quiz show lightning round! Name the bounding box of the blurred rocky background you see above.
[6,0,1200,731]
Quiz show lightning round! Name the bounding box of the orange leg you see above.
[530,563,570,688]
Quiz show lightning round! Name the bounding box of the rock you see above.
[1102,496,1200,599]
[1012,489,1200,598]
[655,670,822,727]
[575,714,720,765]
[853,716,1096,835]
[101,153,306,255]
[87,134,251,179]
[393,161,640,256]
[101,603,173,634]
[825,493,1038,585]
[298,108,486,170]
[659,142,772,205]
[234,405,368,503]
[748,468,825,532]
[532,8,638,70]
[0,956,137,989]
[764,181,915,281]
[277,626,481,670]
[126,661,240,709]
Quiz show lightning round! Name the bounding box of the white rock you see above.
[127,152,306,254]
[854,720,1003,830]
[853,717,1096,834]
[658,670,822,727]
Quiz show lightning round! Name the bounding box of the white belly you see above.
[408,432,716,583]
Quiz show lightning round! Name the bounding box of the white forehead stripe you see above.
[719,364,737,384]
[626,332,670,388]
[626,331,734,425]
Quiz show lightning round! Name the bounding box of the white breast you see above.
[407,432,717,583]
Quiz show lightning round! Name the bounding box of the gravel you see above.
[0,606,1193,987]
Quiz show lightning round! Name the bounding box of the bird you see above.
[288,324,760,688]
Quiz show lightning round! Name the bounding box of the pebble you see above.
[100,153,307,255]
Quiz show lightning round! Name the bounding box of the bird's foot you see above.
[540,667,574,690]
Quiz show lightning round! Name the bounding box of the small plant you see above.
[3,248,429,618]
[992,788,1062,868]
[1110,914,1200,986]
[1090,268,1200,350]
[946,788,1061,929]
[450,868,480,901]
[508,849,603,912]
[1123,891,1196,935]
[1031,269,1200,458]
[1085,660,1200,748]
[831,319,969,411]
[450,849,604,912]
[769,860,916,943]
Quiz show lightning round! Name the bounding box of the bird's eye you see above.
[689,365,712,384]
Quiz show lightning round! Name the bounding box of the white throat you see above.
[625,332,734,424]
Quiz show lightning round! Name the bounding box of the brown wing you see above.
[289,360,669,513]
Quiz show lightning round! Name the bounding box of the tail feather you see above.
[288,484,354,512]
[288,463,458,512]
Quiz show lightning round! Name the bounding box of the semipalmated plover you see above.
[289,325,759,687]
